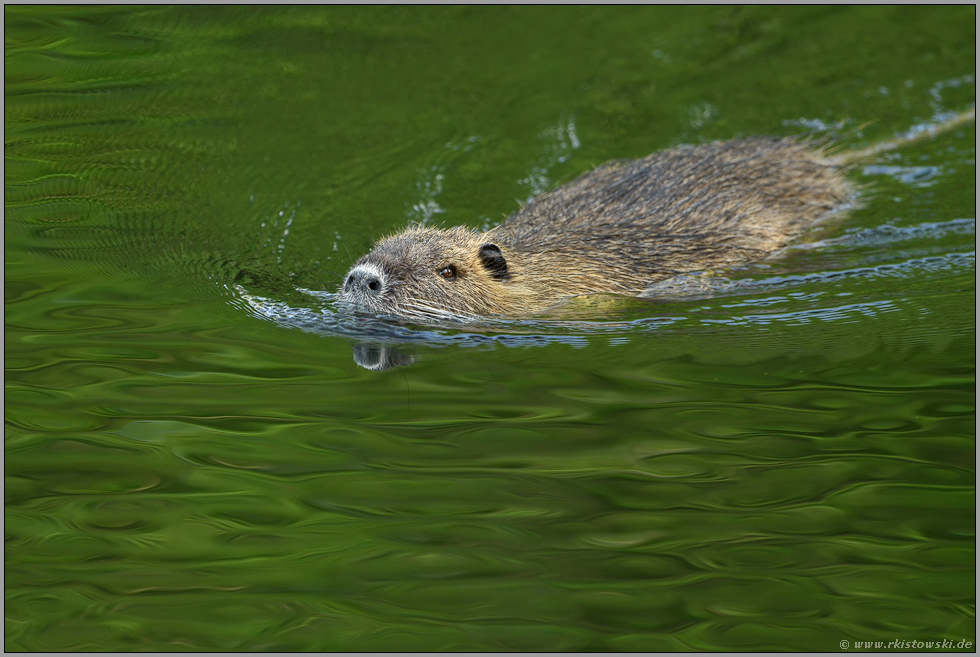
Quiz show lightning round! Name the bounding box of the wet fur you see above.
[339,137,853,319]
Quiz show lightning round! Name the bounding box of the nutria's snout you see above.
[339,262,390,312]
[344,263,385,295]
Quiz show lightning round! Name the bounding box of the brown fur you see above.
[338,137,853,319]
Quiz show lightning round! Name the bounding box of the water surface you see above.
[5,6,976,651]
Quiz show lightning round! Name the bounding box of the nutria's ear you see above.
[478,243,508,280]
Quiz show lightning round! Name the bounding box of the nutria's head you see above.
[337,227,515,319]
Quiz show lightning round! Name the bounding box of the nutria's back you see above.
[339,138,853,319]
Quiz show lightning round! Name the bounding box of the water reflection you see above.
[352,343,415,371]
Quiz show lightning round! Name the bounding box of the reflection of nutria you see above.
[338,110,974,320]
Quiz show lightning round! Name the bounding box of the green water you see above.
[5,6,976,652]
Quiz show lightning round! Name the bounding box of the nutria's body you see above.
[338,138,852,319]
[335,110,975,319]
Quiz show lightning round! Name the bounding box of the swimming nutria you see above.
[338,110,975,320]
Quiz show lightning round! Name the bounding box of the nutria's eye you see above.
[438,265,457,280]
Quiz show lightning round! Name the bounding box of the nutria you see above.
[338,109,975,320]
